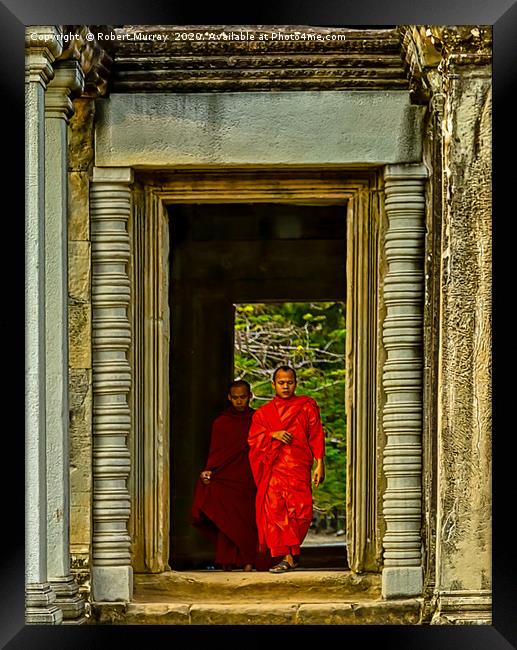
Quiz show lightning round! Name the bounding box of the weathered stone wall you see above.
[401,26,492,623]
[411,27,493,623]
[67,97,95,598]
[433,61,491,620]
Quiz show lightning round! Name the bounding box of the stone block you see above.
[68,240,91,302]
[68,172,90,241]
[68,304,91,368]
[68,98,95,171]
[69,368,92,408]
[92,566,133,602]
[70,443,91,485]
[124,603,190,625]
[296,599,422,625]
[70,505,91,543]
[296,603,355,624]
[189,603,297,625]
[352,599,423,624]
[69,367,92,548]
[90,603,127,625]
[69,369,92,464]
[70,490,91,508]
[382,567,423,599]
[70,553,91,591]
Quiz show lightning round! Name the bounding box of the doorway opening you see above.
[234,300,347,567]
[168,201,347,570]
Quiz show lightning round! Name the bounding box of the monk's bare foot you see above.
[284,554,296,568]
[243,564,253,572]
[269,560,294,573]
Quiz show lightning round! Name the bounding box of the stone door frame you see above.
[90,164,427,599]
[127,167,382,575]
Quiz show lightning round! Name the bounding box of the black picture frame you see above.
[7,0,513,646]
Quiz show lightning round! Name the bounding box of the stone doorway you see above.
[167,202,347,569]
[128,169,383,580]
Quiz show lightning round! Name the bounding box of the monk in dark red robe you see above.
[248,366,325,573]
[191,380,268,571]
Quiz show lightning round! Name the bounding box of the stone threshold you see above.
[133,569,379,602]
[89,570,424,624]
[91,598,424,625]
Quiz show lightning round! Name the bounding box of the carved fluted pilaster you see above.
[90,167,133,602]
[25,26,63,625]
[381,164,427,599]
[45,59,86,623]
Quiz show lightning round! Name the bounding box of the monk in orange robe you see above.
[248,366,325,573]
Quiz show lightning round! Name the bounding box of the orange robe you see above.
[248,395,325,557]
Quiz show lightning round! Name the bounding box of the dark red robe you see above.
[248,395,325,558]
[191,406,269,569]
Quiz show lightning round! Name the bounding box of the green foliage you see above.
[234,302,346,515]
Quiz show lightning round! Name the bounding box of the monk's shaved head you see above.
[228,379,251,395]
[272,366,297,383]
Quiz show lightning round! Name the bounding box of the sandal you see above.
[269,560,295,573]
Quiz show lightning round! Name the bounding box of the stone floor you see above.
[302,529,347,546]
[90,570,424,625]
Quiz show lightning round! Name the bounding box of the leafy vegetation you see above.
[234,302,346,516]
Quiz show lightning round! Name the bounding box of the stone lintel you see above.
[94,92,424,167]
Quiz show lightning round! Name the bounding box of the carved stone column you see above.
[25,26,63,625]
[381,163,427,599]
[90,167,134,602]
[44,60,86,624]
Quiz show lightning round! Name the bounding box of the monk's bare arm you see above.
[313,459,325,487]
[305,401,326,486]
